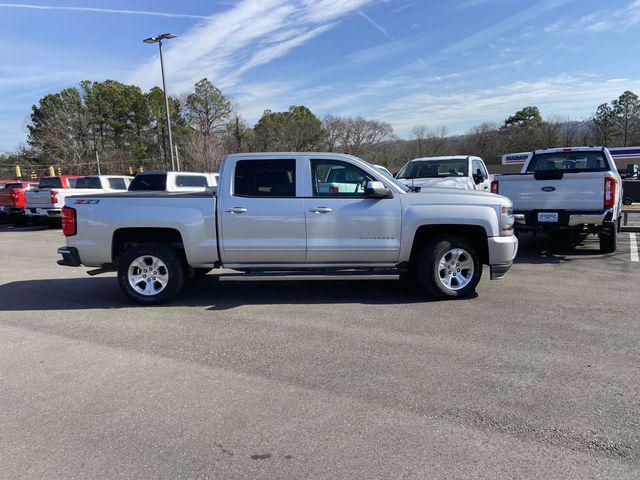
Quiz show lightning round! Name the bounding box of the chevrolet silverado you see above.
[58,153,518,304]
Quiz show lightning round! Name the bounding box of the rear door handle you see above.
[309,207,332,214]
[226,207,247,214]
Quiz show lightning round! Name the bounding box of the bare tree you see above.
[322,115,394,156]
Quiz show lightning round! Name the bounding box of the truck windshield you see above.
[397,159,468,179]
[526,151,608,173]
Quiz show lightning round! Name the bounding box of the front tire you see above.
[117,243,186,305]
[415,235,482,299]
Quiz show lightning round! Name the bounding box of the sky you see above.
[1,0,640,152]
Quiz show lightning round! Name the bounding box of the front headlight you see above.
[500,204,514,236]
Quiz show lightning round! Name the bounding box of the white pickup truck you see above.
[491,147,622,252]
[26,175,132,223]
[57,153,518,304]
[128,171,217,192]
[395,156,492,191]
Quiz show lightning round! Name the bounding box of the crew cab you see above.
[128,171,216,192]
[395,156,491,191]
[491,147,622,252]
[0,181,37,223]
[25,176,81,222]
[58,153,518,304]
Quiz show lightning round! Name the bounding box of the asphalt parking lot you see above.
[1,223,639,479]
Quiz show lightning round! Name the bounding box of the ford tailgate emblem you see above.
[541,186,556,192]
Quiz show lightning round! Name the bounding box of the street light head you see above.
[143,36,158,44]
[159,33,178,40]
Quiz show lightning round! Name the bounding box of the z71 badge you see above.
[74,199,101,204]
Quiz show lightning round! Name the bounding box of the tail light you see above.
[490,180,499,194]
[10,189,19,204]
[61,207,77,236]
[50,190,58,204]
[604,177,616,208]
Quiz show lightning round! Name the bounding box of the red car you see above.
[0,180,38,224]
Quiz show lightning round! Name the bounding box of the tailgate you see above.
[499,172,605,211]
[27,191,53,209]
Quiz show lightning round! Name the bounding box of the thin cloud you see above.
[130,0,380,93]
[0,3,210,19]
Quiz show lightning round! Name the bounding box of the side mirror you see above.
[365,181,391,198]
[473,168,485,184]
[393,171,399,178]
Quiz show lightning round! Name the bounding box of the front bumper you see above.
[487,235,518,280]
[57,246,82,267]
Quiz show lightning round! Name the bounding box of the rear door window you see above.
[234,160,296,197]
[175,175,208,187]
[129,174,167,191]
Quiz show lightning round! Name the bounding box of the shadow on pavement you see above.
[514,233,611,265]
[0,275,444,312]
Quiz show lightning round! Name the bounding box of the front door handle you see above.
[309,207,332,214]
[226,207,247,214]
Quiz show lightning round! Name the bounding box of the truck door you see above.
[304,158,402,264]
[472,159,491,191]
[219,158,306,264]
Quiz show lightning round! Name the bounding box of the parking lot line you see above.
[631,233,639,262]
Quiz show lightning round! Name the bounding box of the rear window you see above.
[526,152,608,173]
[3,183,22,189]
[108,178,127,190]
[234,159,296,197]
[175,175,208,187]
[129,173,167,191]
[38,178,62,189]
[75,177,102,189]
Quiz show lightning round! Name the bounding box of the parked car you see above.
[0,181,37,223]
[26,175,132,224]
[491,147,622,252]
[25,175,81,223]
[395,156,492,191]
[58,152,518,304]
[128,171,216,192]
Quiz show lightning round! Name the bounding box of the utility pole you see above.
[95,149,101,175]
[175,144,180,172]
[143,33,178,171]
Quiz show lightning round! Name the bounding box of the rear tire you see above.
[415,235,482,300]
[117,243,186,305]
[599,223,617,253]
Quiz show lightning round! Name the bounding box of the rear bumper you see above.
[514,209,614,228]
[57,246,82,267]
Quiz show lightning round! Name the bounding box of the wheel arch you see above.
[112,227,185,265]
[408,224,490,266]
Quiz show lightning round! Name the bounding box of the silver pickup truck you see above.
[57,153,518,304]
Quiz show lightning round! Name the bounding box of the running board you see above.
[218,271,400,282]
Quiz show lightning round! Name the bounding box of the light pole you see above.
[143,33,177,171]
